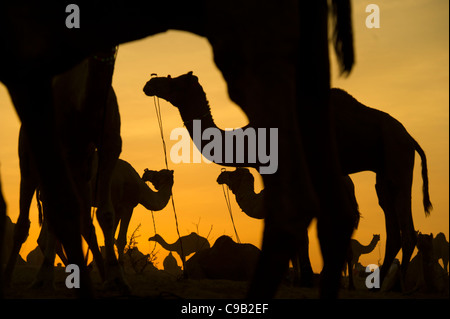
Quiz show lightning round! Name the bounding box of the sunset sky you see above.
[0,0,448,273]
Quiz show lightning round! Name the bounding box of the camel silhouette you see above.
[5,156,173,289]
[2,48,128,292]
[433,232,449,273]
[185,235,260,281]
[404,233,449,294]
[109,162,174,265]
[149,232,210,266]
[163,252,183,277]
[145,72,431,286]
[1,1,354,298]
[216,167,360,287]
[346,234,380,290]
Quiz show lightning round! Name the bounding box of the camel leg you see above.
[30,219,57,289]
[248,153,315,298]
[81,210,106,282]
[376,179,401,284]
[95,145,129,293]
[296,1,354,299]
[7,79,92,298]
[396,188,416,278]
[4,176,36,286]
[115,206,133,266]
[297,229,314,287]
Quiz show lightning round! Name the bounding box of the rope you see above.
[220,169,241,244]
[152,89,186,273]
[149,210,158,255]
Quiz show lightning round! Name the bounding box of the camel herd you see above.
[0,1,448,299]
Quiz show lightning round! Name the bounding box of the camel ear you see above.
[168,75,171,79]
[188,71,193,76]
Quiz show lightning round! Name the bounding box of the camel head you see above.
[143,71,202,108]
[148,234,163,243]
[417,232,433,253]
[142,169,174,191]
[373,234,381,243]
[217,168,254,192]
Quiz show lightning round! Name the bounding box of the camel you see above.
[346,234,380,290]
[3,47,127,292]
[5,156,173,288]
[1,1,354,298]
[148,232,210,266]
[111,162,174,265]
[185,235,260,281]
[217,167,360,287]
[331,88,432,283]
[163,252,183,277]
[404,233,449,294]
[433,232,449,273]
[146,73,431,286]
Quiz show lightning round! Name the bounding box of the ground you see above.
[3,264,448,300]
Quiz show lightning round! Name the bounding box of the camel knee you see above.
[401,234,417,266]
[13,217,31,244]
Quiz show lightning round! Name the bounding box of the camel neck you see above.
[233,183,265,220]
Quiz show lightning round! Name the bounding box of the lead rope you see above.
[220,168,241,244]
[151,79,186,273]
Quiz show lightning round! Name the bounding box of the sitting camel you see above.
[345,234,381,290]
[404,233,449,294]
[163,252,183,277]
[217,167,360,287]
[145,72,432,285]
[433,232,449,273]
[185,235,260,281]
[148,232,210,266]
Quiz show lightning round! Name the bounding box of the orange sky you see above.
[0,0,448,273]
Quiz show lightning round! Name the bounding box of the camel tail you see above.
[331,0,355,76]
[413,138,432,216]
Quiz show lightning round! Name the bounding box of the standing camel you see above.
[145,73,431,285]
[1,1,354,298]
[346,234,380,290]
[110,162,174,264]
[3,48,127,292]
